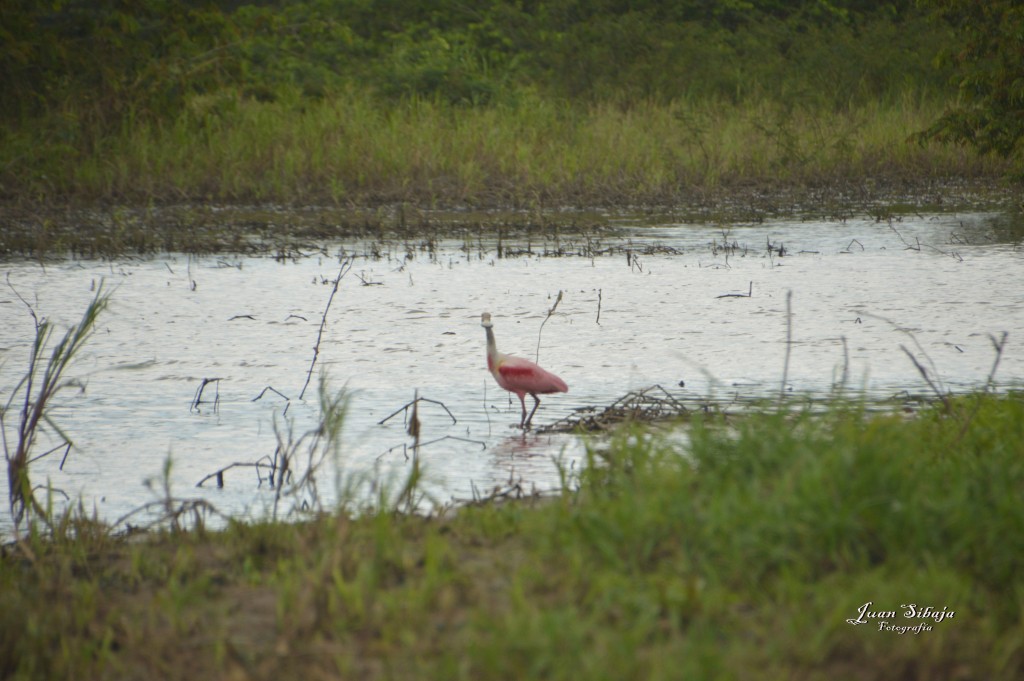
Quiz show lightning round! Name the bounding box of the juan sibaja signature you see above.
[847,601,955,634]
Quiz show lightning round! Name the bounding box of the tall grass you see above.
[6,89,1002,208]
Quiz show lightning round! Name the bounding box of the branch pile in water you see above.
[537,384,690,434]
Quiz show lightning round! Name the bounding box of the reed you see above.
[1,283,110,533]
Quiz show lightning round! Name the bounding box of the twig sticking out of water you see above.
[270,377,348,519]
[453,477,546,509]
[356,271,383,286]
[114,498,222,535]
[889,222,963,261]
[195,456,279,488]
[780,290,793,403]
[889,223,921,251]
[379,396,457,427]
[377,435,486,462]
[833,335,850,393]
[864,310,949,402]
[26,441,72,468]
[190,378,221,414]
[536,290,563,364]
[900,345,950,411]
[596,288,602,326]
[951,332,1010,447]
[716,281,753,299]
[119,457,225,534]
[252,385,291,416]
[252,386,290,402]
[407,390,421,451]
[299,257,353,400]
[983,332,1009,392]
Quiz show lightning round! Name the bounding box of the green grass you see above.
[3,89,1007,208]
[3,394,1022,680]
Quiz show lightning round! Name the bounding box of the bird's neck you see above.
[484,326,500,372]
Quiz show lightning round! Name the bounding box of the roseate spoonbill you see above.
[481,312,568,428]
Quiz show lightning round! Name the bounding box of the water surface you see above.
[2,210,1021,535]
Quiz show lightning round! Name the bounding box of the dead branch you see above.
[252,386,290,402]
[780,290,793,403]
[536,290,564,364]
[717,281,753,299]
[190,378,221,414]
[113,498,224,534]
[900,344,951,411]
[195,456,279,488]
[984,332,1009,392]
[379,396,457,426]
[299,257,353,400]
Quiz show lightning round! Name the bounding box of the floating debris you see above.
[537,384,692,433]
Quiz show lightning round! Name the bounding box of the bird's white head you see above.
[480,312,493,328]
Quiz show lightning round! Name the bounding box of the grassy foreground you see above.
[2,395,1023,680]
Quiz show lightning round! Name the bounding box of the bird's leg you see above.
[525,393,541,429]
[517,394,528,428]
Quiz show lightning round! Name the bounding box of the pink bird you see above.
[481,312,568,428]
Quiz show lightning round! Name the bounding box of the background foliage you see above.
[1,0,954,122]
[0,0,1019,204]
[914,0,1024,160]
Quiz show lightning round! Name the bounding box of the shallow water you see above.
[2,210,1022,535]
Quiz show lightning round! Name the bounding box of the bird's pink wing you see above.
[497,356,568,394]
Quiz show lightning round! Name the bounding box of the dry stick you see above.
[417,435,486,450]
[408,390,421,455]
[379,434,486,460]
[899,344,950,411]
[482,379,491,435]
[837,335,850,392]
[862,310,947,396]
[536,290,564,363]
[379,397,457,426]
[252,386,290,402]
[951,332,1010,447]
[190,378,221,413]
[195,457,277,488]
[26,441,71,466]
[889,222,962,261]
[112,498,223,534]
[596,288,602,325]
[889,223,921,251]
[779,290,793,404]
[984,331,1009,391]
[716,282,753,299]
[299,257,353,400]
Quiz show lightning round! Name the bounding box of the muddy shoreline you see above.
[1,177,1020,258]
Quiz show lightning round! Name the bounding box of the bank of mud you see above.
[1,177,1021,258]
